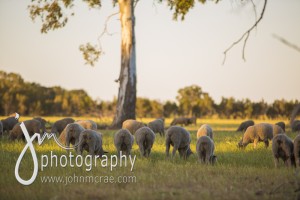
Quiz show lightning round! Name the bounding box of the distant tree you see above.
[163,101,178,118]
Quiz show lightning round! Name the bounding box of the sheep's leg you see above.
[285,157,292,167]
[264,140,269,148]
[138,143,145,157]
[274,157,279,168]
[89,146,95,156]
[253,138,259,149]
[165,138,171,158]
[205,153,210,164]
[172,144,179,158]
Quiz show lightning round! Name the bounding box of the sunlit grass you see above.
[0,119,299,199]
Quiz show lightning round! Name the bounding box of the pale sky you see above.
[0,0,299,103]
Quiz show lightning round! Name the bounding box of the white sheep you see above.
[148,119,165,137]
[114,129,134,156]
[272,134,295,168]
[135,127,156,157]
[165,126,192,159]
[78,130,107,157]
[196,124,213,140]
[196,135,217,165]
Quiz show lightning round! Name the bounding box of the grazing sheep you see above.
[196,136,217,165]
[165,126,193,159]
[114,129,134,156]
[291,120,300,132]
[122,119,145,135]
[78,130,107,157]
[135,127,156,157]
[76,120,97,130]
[237,123,274,149]
[294,134,300,167]
[0,121,3,136]
[148,119,165,136]
[33,117,47,133]
[64,123,85,153]
[196,124,213,140]
[236,120,254,132]
[51,117,75,135]
[275,122,285,132]
[272,124,285,136]
[272,134,295,168]
[1,116,19,134]
[170,117,196,126]
[9,120,42,141]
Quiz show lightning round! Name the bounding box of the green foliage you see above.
[79,43,102,67]
[0,71,298,119]
[28,0,74,33]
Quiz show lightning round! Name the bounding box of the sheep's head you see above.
[186,147,193,158]
[210,155,217,165]
[237,140,245,149]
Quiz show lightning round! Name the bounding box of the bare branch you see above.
[222,0,267,65]
[273,34,300,53]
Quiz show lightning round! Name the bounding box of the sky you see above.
[0,0,299,104]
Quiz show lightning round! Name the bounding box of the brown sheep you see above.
[76,120,97,130]
[122,119,145,135]
[196,124,213,140]
[9,120,42,141]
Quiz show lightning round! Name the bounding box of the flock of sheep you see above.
[1,115,300,168]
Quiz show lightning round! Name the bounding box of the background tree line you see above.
[0,71,298,119]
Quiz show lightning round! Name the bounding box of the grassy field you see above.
[0,118,300,200]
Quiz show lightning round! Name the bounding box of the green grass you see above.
[0,120,300,200]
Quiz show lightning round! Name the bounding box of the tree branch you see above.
[273,34,300,53]
[222,0,267,65]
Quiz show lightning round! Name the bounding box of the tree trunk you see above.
[110,0,136,128]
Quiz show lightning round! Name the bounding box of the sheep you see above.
[76,120,97,130]
[135,127,156,157]
[33,117,47,133]
[9,120,42,141]
[275,122,285,132]
[291,120,300,132]
[122,119,145,135]
[148,119,165,136]
[114,129,134,156]
[78,130,107,157]
[165,126,193,159]
[272,134,295,168]
[237,123,274,149]
[170,117,196,126]
[1,116,19,134]
[272,124,285,136]
[64,123,85,153]
[196,124,213,140]
[0,121,3,136]
[294,134,300,167]
[51,117,75,135]
[236,120,254,132]
[196,135,217,165]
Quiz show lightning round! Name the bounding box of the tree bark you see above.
[110,0,136,128]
